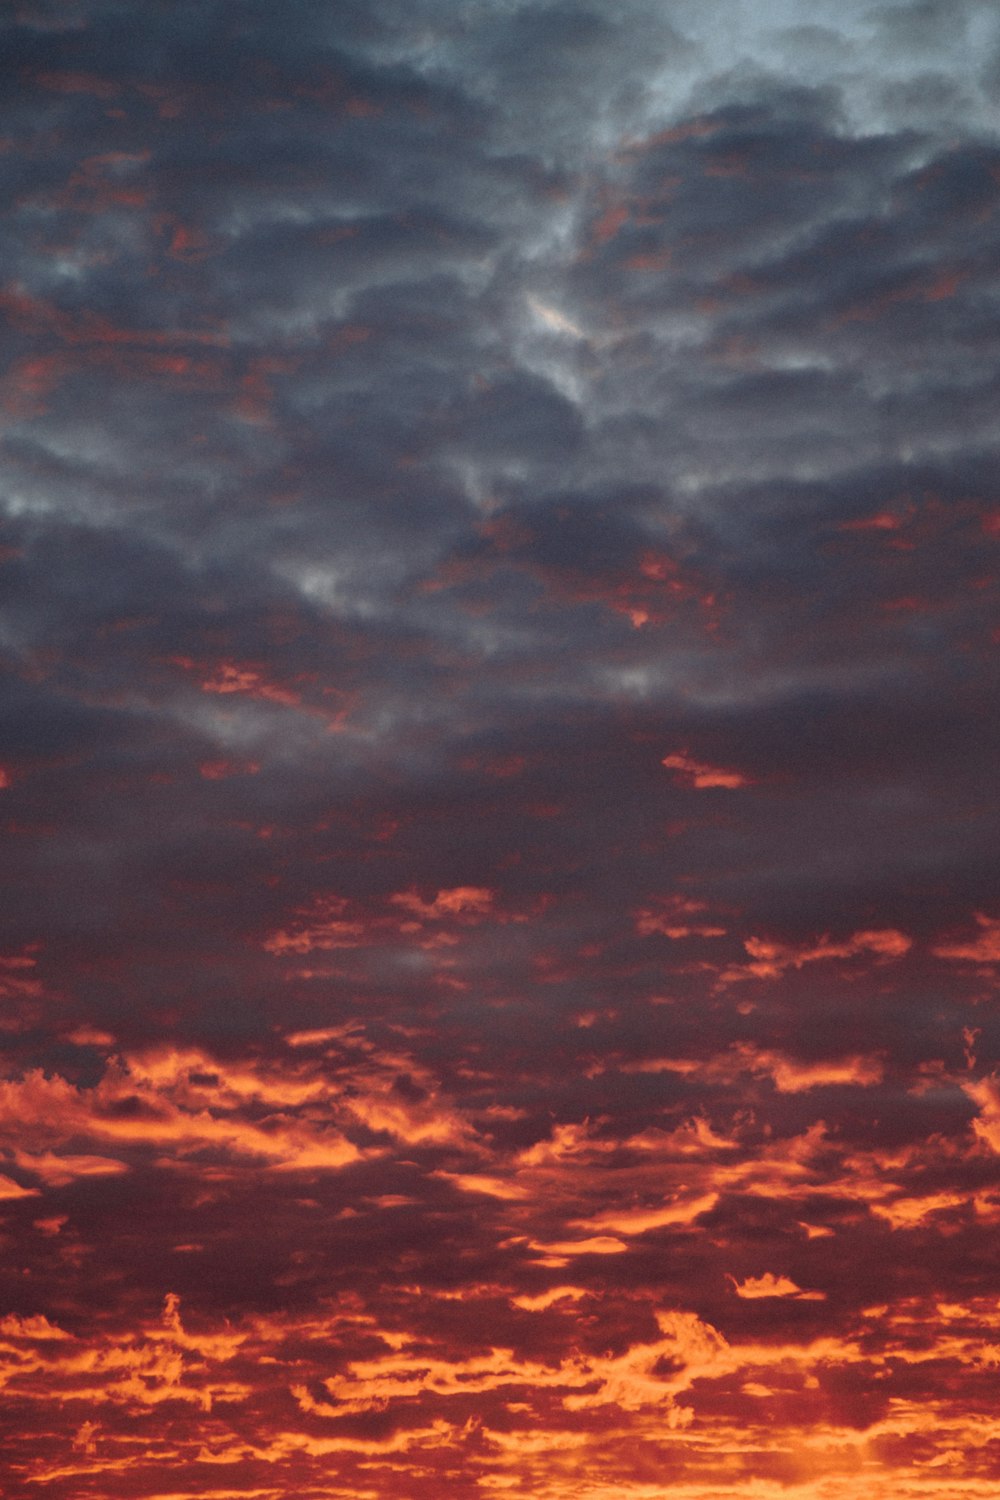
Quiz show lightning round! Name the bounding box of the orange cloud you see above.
[619,1045,883,1093]
[510,1286,588,1311]
[0,1050,372,1177]
[661,751,750,788]
[437,1172,528,1200]
[264,885,506,959]
[734,1045,885,1093]
[0,1314,72,1340]
[390,886,496,919]
[963,1075,1000,1153]
[263,895,366,954]
[312,1307,729,1427]
[730,1273,826,1300]
[870,1191,972,1229]
[0,1171,39,1199]
[635,894,727,939]
[932,913,1000,963]
[528,1234,629,1258]
[720,927,911,982]
[198,661,301,706]
[14,1150,130,1186]
[571,1190,720,1236]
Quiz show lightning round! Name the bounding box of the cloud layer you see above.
[3,1,1000,1495]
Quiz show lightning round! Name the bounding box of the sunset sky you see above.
[4,1,1000,1496]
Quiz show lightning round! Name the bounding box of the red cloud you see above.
[720,927,911,982]
[662,751,751,788]
[933,913,1000,963]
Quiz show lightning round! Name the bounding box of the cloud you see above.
[729,1273,826,1300]
[4,0,1000,1492]
[661,752,751,789]
[720,929,912,983]
[932,913,1000,963]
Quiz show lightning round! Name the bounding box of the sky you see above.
[2,0,1000,1495]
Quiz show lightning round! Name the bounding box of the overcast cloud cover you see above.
[3,1,1000,1495]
